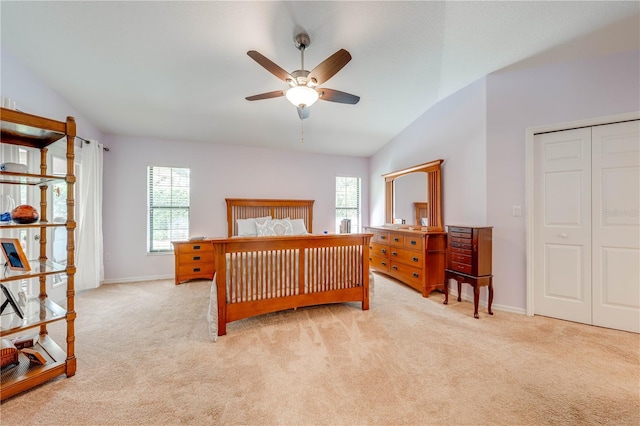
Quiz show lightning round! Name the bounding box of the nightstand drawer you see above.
[177,251,214,265]
[176,242,213,255]
[177,263,214,277]
[449,226,472,234]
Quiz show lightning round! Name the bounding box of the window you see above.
[147,166,190,252]
[335,176,361,233]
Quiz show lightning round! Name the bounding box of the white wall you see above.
[1,51,103,141]
[485,49,640,311]
[102,134,369,282]
[2,49,369,283]
[369,49,640,314]
[369,78,488,228]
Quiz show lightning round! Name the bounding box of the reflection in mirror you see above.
[393,173,427,225]
[383,159,443,230]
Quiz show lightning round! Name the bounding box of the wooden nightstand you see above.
[172,240,215,285]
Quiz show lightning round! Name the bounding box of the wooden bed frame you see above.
[210,198,372,337]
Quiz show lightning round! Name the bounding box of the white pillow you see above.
[290,218,308,235]
[236,218,257,236]
[236,216,271,237]
[268,218,293,236]
[256,219,273,236]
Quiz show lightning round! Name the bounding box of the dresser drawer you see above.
[370,242,389,258]
[369,254,390,272]
[450,261,472,274]
[389,233,405,248]
[450,251,472,265]
[176,242,213,255]
[370,230,390,244]
[389,248,423,268]
[390,261,423,287]
[403,235,423,251]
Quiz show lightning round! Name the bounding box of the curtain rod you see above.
[78,137,110,151]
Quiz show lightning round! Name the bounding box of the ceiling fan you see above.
[245,32,360,120]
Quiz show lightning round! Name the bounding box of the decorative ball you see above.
[11,205,39,224]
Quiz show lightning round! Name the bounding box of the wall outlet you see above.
[512,205,522,217]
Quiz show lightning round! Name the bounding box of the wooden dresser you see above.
[364,226,447,297]
[444,226,493,318]
[172,240,215,285]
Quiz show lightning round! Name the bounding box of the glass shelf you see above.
[0,171,64,186]
[0,221,67,229]
[0,260,67,283]
[0,296,66,335]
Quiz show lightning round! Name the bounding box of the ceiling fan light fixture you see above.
[286,86,319,108]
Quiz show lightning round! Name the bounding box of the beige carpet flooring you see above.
[1,273,639,425]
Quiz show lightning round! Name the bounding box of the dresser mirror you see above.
[382,159,443,230]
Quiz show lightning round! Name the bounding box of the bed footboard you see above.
[211,234,372,336]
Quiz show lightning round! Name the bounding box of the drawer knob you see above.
[392,265,398,271]
[193,268,201,272]
[193,245,201,250]
[410,240,417,245]
[412,257,418,262]
[193,256,200,261]
[392,251,397,256]
[381,262,386,266]
[381,249,386,254]
[380,235,386,240]
[413,273,419,278]
[394,237,400,242]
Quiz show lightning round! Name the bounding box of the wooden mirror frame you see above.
[382,159,444,230]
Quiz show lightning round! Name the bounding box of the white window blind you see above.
[335,176,361,233]
[147,166,190,252]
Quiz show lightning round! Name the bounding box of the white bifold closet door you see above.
[534,120,639,333]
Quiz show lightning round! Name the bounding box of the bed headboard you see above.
[226,198,314,237]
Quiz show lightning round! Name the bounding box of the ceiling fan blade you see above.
[247,51,294,83]
[308,49,352,85]
[245,90,285,101]
[297,107,310,120]
[318,88,360,105]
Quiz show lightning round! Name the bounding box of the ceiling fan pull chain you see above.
[300,115,305,144]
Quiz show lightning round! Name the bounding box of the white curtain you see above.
[75,140,104,291]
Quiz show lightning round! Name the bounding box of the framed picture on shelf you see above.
[0,238,30,272]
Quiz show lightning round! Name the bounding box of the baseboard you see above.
[447,288,526,315]
[101,274,174,285]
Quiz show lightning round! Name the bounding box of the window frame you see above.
[335,175,361,234]
[147,166,190,253]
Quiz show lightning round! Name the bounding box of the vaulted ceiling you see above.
[2,1,638,157]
